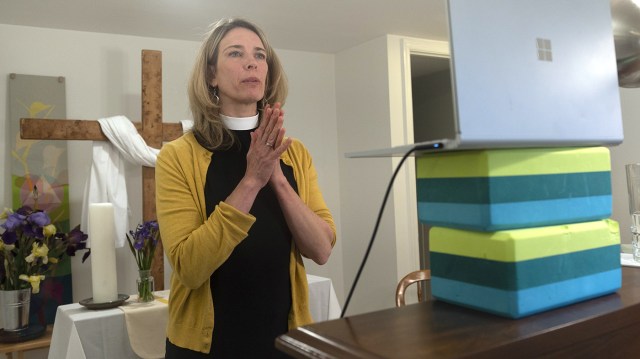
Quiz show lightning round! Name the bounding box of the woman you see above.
[155,18,336,358]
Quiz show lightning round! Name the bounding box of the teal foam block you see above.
[431,269,621,318]
[430,245,621,318]
[430,245,620,290]
[416,172,611,231]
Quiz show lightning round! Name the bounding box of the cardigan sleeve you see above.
[155,137,256,289]
[286,139,337,248]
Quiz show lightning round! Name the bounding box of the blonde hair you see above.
[188,18,288,151]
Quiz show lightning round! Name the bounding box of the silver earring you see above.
[260,97,267,109]
[212,86,220,105]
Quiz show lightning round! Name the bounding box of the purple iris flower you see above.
[15,206,32,216]
[1,212,26,245]
[64,225,89,262]
[1,212,26,231]
[130,229,145,250]
[22,223,44,239]
[1,231,18,245]
[28,211,51,227]
[147,221,159,245]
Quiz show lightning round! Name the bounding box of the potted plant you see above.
[0,204,90,335]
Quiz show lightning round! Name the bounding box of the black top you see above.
[166,129,296,358]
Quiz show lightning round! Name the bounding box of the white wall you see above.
[0,24,344,315]
[335,36,402,315]
[611,88,640,244]
[277,49,344,294]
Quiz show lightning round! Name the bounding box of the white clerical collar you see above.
[221,113,259,130]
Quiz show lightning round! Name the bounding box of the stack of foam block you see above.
[415,147,621,318]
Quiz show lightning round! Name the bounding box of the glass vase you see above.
[626,163,640,262]
[136,270,154,303]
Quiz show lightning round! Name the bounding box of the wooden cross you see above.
[19,50,182,291]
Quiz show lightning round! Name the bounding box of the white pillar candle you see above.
[89,203,119,303]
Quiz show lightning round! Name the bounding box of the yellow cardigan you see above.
[155,132,336,353]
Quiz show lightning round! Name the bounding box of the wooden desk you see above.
[277,267,640,358]
[0,325,53,359]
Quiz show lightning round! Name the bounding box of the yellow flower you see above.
[43,224,57,238]
[19,274,46,294]
[0,242,15,252]
[25,243,49,264]
[48,257,59,264]
[0,208,11,220]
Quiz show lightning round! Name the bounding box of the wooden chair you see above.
[395,269,431,307]
[0,325,53,359]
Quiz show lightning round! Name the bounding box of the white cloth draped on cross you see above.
[80,116,193,247]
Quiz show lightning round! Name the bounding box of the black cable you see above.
[340,146,417,318]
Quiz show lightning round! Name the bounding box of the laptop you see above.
[346,0,623,158]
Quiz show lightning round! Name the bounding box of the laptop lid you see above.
[346,0,623,158]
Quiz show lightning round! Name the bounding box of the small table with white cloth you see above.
[48,274,340,359]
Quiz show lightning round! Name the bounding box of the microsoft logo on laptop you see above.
[536,38,553,62]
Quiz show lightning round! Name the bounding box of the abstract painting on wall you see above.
[8,74,72,326]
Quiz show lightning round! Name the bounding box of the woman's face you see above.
[211,27,268,115]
